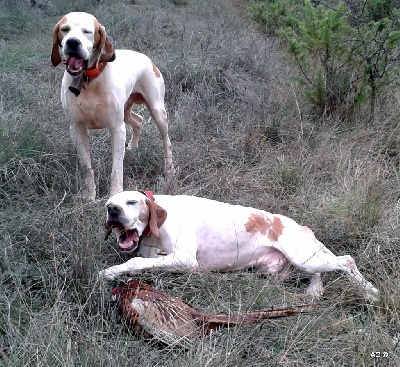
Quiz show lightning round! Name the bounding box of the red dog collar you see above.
[138,189,155,201]
[84,62,106,82]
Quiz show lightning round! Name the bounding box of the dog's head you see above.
[105,191,167,255]
[51,12,115,75]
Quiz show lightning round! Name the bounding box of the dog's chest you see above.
[62,79,119,129]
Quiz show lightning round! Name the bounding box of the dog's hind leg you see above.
[125,112,143,150]
[285,244,379,301]
[142,70,175,175]
[149,105,175,175]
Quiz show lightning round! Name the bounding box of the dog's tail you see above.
[194,304,310,330]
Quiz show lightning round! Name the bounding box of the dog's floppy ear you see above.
[51,21,63,66]
[146,199,167,238]
[97,25,115,64]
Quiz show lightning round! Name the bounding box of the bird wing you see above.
[131,298,200,348]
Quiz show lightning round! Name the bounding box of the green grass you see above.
[0,0,399,366]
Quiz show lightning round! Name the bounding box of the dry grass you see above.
[0,0,399,365]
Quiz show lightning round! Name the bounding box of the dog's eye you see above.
[60,26,70,32]
[126,200,137,206]
[83,29,92,34]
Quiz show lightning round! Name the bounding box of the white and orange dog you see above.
[99,191,379,302]
[51,12,174,200]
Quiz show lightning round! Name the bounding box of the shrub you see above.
[251,0,400,122]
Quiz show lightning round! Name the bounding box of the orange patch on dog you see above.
[245,214,269,235]
[268,216,284,241]
[151,61,161,78]
[245,214,284,241]
[57,16,68,43]
[93,18,101,48]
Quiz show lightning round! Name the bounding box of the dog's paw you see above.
[98,268,118,281]
[127,270,143,276]
[364,286,380,303]
[305,283,324,299]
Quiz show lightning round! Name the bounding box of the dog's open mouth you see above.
[118,228,140,254]
[106,221,140,254]
[65,55,87,76]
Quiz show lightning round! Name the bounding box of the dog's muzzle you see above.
[65,55,88,76]
[105,219,141,256]
[63,38,88,76]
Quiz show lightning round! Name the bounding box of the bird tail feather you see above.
[194,304,310,326]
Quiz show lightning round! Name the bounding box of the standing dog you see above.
[99,191,379,302]
[51,12,174,200]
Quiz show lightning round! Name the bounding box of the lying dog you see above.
[99,190,379,302]
[51,12,174,200]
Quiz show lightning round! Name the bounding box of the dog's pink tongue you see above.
[66,56,84,69]
[119,230,139,249]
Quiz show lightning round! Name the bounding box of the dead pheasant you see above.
[111,279,310,348]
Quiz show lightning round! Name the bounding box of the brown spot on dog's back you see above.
[245,214,269,235]
[245,213,284,241]
[268,216,284,241]
[151,61,161,78]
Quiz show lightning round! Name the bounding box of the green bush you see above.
[251,0,400,122]
[251,0,296,35]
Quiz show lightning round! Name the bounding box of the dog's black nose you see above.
[65,37,81,51]
[107,204,121,217]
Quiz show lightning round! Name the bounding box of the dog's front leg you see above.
[70,123,96,200]
[110,125,126,195]
[99,254,198,280]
